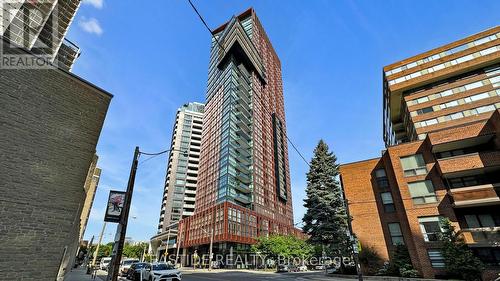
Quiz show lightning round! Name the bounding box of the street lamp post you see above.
[175,225,182,267]
[200,211,215,271]
[106,147,140,281]
[105,147,187,281]
[200,227,214,271]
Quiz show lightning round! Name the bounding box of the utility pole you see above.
[164,229,171,263]
[344,198,363,281]
[106,146,140,281]
[175,226,182,267]
[208,228,214,271]
[92,222,107,268]
[85,235,94,270]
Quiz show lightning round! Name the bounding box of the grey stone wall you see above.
[0,67,111,280]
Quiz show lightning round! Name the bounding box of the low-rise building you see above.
[340,26,500,279]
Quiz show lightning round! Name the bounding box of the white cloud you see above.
[82,0,103,9]
[78,17,103,35]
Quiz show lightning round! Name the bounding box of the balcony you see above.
[234,145,251,158]
[236,128,251,141]
[234,194,251,204]
[55,38,80,71]
[234,183,251,193]
[235,102,252,119]
[437,151,500,177]
[429,121,494,152]
[450,183,500,208]
[235,111,251,125]
[459,227,500,247]
[236,172,251,184]
[235,162,250,173]
[234,137,250,148]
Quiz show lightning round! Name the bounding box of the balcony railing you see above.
[450,183,500,208]
[438,151,500,176]
[459,227,500,247]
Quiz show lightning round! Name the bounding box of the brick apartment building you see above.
[0,1,112,280]
[175,8,302,267]
[340,26,500,279]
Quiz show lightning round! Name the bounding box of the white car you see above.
[142,262,182,281]
[99,257,111,270]
[119,258,139,276]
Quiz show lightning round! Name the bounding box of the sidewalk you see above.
[65,266,106,281]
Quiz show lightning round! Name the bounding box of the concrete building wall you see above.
[0,67,111,280]
[79,155,101,242]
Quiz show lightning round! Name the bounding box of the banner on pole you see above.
[104,190,126,222]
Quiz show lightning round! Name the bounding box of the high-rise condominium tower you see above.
[151,102,204,256]
[1,0,81,70]
[177,8,299,264]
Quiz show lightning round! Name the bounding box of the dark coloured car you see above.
[126,262,148,281]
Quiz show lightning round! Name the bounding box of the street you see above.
[179,270,356,281]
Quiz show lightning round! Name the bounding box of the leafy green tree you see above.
[251,235,313,265]
[89,242,113,259]
[439,218,484,281]
[357,245,383,275]
[378,244,418,277]
[302,140,350,260]
[123,242,148,259]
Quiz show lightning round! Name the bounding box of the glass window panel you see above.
[375,169,386,178]
[478,214,495,227]
[465,215,481,228]
[428,250,445,268]
[417,97,429,104]
[470,93,490,101]
[441,89,453,97]
[408,180,437,204]
[381,192,393,204]
[400,154,425,170]
[477,105,495,113]
[388,223,404,245]
[419,217,441,241]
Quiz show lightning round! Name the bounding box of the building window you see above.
[400,154,427,177]
[375,169,389,188]
[388,223,404,245]
[418,217,441,242]
[464,214,496,228]
[381,192,395,213]
[427,250,445,268]
[408,180,438,204]
[448,176,479,188]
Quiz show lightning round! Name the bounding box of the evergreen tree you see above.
[302,140,350,259]
[439,218,484,281]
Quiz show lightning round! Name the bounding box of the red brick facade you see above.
[344,25,500,278]
[177,9,299,257]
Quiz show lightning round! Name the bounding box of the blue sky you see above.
[72,0,500,243]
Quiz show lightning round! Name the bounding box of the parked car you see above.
[119,258,139,276]
[126,262,148,281]
[100,257,112,271]
[142,262,182,281]
[297,265,308,272]
[277,264,289,272]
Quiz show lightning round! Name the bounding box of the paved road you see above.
[181,270,356,281]
[106,269,357,281]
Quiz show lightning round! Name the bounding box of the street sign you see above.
[104,190,126,222]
